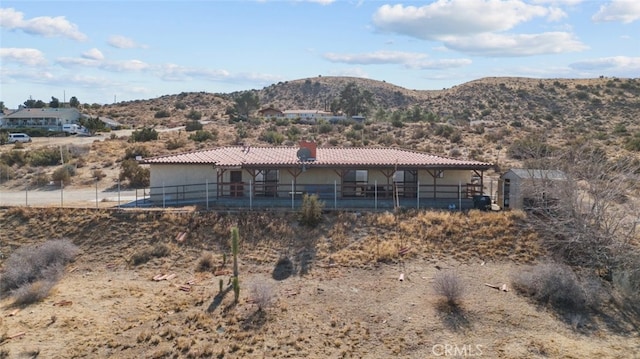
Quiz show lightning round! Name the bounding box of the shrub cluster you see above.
[130,243,171,266]
[185,120,203,132]
[298,194,324,227]
[131,127,158,142]
[189,130,215,142]
[0,239,78,305]
[119,159,150,188]
[511,262,593,314]
[433,270,465,306]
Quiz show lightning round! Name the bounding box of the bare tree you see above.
[523,142,640,279]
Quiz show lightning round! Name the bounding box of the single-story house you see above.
[497,168,567,210]
[1,108,81,129]
[141,141,494,210]
[258,107,284,118]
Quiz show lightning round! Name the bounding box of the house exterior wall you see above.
[148,165,479,203]
[149,164,216,202]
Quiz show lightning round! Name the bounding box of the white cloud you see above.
[323,50,471,69]
[444,32,587,56]
[0,7,87,41]
[82,48,104,61]
[108,35,146,49]
[327,67,370,78]
[57,56,149,72]
[371,1,585,57]
[412,58,472,70]
[324,51,428,65]
[0,48,47,66]
[372,1,556,40]
[569,56,640,71]
[531,0,584,5]
[592,0,640,23]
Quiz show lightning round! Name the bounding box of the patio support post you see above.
[374,180,377,209]
[459,181,462,211]
[417,180,420,209]
[291,179,294,210]
[250,180,253,210]
[206,179,209,210]
[334,180,337,209]
[162,181,165,208]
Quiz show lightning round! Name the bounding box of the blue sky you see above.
[1,0,639,108]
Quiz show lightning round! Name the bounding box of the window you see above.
[256,169,279,197]
[394,170,418,197]
[343,170,368,197]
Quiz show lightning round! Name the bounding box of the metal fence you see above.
[146,180,484,211]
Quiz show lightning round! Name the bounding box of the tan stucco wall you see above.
[148,164,480,202]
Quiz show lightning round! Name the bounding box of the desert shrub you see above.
[298,194,324,227]
[507,135,554,160]
[28,147,67,166]
[166,137,187,150]
[154,109,171,118]
[259,130,284,145]
[119,159,150,188]
[0,162,15,181]
[186,110,202,121]
[512,262,587,313]
[433,270,465,306]
[434,124,455,138]
[185,120,203,132]
[624,132,640,151]
[174,102,187,110]
[31,171,50,187]
[250,281,274,311]
[92,169,106,180]
[51,164,76,185]
[130,243,171,266]
[124,145,151,160]
[0,150,26,167]
[189,130,215,142]
[131,127,158,142]
[318,122,333,134]
[196,252,216,272]
[0,239,78,304]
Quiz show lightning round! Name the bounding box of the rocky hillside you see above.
[85,76,639,169]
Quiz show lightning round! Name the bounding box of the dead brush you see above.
[195,252,216,272]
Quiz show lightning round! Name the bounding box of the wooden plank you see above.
[164,274,176,281]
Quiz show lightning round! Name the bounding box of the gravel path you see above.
[0,187,144,207]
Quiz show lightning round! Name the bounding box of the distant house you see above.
[258,107,283,118]
[497,169,567,210]
[1,107,81,130]
[141,141,494,210]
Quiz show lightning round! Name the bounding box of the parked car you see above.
[8,133,32,143]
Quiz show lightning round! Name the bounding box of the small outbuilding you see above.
[497,168,567,210]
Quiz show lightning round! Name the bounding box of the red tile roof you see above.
[141,146,493,169]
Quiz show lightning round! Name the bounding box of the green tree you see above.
[232,91,260,120]
[337,82,373,117]
[119,159,150,188]
[69,96,80,108]
[80,116,106,135]
[49,96,60,108]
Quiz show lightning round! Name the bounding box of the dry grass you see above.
[1,207,639,358]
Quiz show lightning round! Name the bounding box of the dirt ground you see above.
[1,208,639,359]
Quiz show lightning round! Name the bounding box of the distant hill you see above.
[87,76,640,169]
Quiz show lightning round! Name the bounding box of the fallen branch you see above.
[53,300,73,307]
[484,283,509,292]
[8,332,26,340]
[7,309,20,317]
